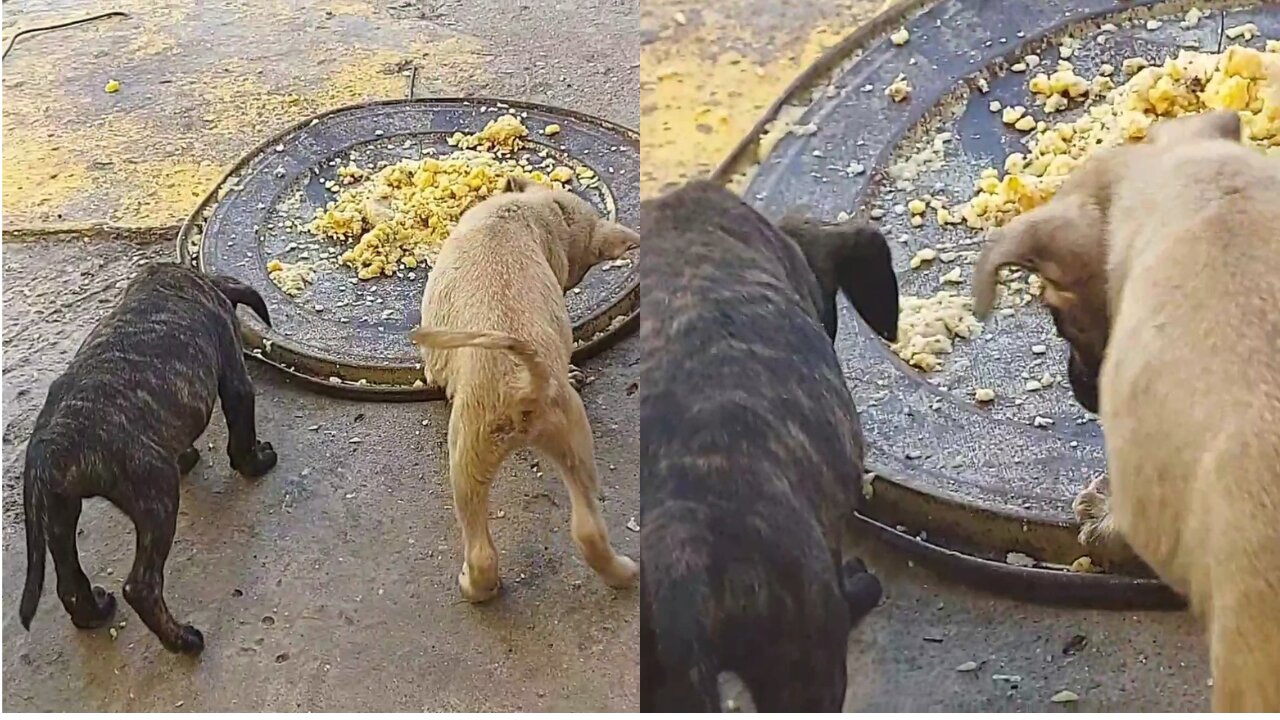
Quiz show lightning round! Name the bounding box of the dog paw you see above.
[164,624,205,655]
[1073,476,1112,547]
[71,586,118,629]
[178,447,201,475]
[233,441,277,478]
[458,566,502,603]
[568,366,587,391]
[602,554,639,589]
[840,558,883,622]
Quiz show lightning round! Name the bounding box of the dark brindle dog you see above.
[640,181,899,712]
[19,263,278,654]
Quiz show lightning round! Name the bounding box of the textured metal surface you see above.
[177,98,639,400]
[743,0,1277,598]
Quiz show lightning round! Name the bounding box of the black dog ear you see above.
[779,215,900,342]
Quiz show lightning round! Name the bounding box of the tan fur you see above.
[411,176,640,602]
[974,111,1280,711]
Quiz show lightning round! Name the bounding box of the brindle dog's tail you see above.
[643,576,747,711]
[19,445,50,630]
[409,328,550,403]
[208,276,272,326]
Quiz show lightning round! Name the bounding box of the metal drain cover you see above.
[178,98,639,400]
[740,0,1277,604]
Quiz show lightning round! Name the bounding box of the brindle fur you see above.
[640,181,897,712]
[19,263,277,655]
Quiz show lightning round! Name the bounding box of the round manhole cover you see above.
[178,98,639,400]
[728,0,1276,605]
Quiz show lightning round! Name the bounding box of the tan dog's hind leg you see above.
[535,388,638,589]
[447,406,508,603]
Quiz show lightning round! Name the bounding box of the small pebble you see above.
[956,661,980,672]
[1050,690,1080,704]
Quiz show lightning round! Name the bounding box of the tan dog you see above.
[410,177,640,602]
[973,111,1280,711]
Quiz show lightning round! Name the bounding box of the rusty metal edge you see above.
[711,0,1194,607]
[708,0,939,184]
[853,513,1186,610]
[3,223,181,244]
[176,96,640,401]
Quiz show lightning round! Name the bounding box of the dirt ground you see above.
[2,0,638,711]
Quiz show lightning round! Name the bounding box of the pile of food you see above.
[267,114,600,294]
[887,33,1280,373]
[962,43,1280,232]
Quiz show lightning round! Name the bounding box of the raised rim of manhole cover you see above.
[177,97,639,401]
[724,0,1274,607]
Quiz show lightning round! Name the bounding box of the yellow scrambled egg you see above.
[962,46,1280,231]
[304,115,588,280]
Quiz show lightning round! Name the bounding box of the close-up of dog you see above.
[972,110,1280,711]
[18,263,278,655]
[639,180,896,712]
[410,176,641,603]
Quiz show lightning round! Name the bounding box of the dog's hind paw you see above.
[178,447,201,475]
[1073,474,1114,547]
[163,624,205,655]
[568,366,587,391]
[840,557,883,623]
[70,586,118,630]
[602,554,639,589]
[232,441,277,478]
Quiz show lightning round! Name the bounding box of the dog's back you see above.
[1099,138,1280,709]
[640,182,884,711]
[420,192,574,412]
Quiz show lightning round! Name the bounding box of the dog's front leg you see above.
[1073,474,1117,546]
[218,365,277,477]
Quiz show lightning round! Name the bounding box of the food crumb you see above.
[105,79,121,93]
[885,74,913,102]
[890,27,911,46]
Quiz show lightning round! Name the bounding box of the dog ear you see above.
[502,175,535,193]
[781,216,900,341]
[972,198,1104,319]
[593,219,639,259]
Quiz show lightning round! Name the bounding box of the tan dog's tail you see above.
[410,328,550,401]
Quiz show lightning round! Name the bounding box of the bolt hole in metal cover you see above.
[729,0,1277,607]
[177,98,639,401]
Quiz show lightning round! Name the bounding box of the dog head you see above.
[972,154,1115,413]
[777,213,900,342]
[1147,108,1242,147]
[502,176,639,288]
[973,110,1247,413]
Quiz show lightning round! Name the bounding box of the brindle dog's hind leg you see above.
[218,356,276,478]
[46,492,117,628]
[117,455,204,654]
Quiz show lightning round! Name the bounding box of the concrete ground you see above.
[641,0,1211,712]
[2,0,637,711]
